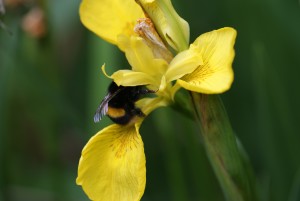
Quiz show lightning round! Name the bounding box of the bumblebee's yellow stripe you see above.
[107,107,126,118]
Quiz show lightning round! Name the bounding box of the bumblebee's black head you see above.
[108,81,122,93]
[94,82,155,125]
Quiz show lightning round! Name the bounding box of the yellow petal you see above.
[170,82,181,100]
[79,0,144,45]
[77,124,146,201]
[136,97,170,115]
[178,27,237,94]
[165,44,203,83]
[102,63,157,88]
[137,0,190,51]
[111,69,157,87]
[118,36,169,76]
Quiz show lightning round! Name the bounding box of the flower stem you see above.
[190,93,258,201]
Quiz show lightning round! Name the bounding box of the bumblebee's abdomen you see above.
[107,106,133,125]
[107,105,145,125]
[107,107,126,118]
[108,114,132,125]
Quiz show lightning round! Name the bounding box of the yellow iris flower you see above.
[109,27,236,96]
[77,0,237,200]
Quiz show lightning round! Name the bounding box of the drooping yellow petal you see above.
[77,124,146,201]
[178,27,237,94]
[136,0,190,51]
[79,0,144,45]
[165,44,203,83]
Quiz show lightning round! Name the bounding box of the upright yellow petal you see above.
[80,0,144,45]
[178,27,237,94]
[77,124,146,201]
[118,36,168,76]
[115,35,169,89]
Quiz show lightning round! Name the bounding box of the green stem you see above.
[190,93,258,201]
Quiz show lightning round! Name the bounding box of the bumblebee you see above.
[94,82,155,125]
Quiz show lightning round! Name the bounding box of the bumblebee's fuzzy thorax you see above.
[94,82,155,125]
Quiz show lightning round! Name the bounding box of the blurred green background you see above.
[1,0,300,201]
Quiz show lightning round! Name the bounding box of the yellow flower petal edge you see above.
[178,27,237,94]
[137,0,190,51]
[80,0,144,45]
[170,82,182,100]
[76,124,146,201]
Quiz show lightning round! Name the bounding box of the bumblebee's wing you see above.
[93,88,122,123]
[93,94,110,123]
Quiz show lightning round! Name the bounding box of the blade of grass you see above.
[288,169,300,201]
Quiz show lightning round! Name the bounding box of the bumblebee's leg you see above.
[138,88,157,95]
[131,87,157,102]
[132,108,146,117]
